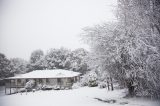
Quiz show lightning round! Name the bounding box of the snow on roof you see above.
[6,69,81,79]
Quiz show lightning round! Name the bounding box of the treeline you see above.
[81,0,160,98]
[0,48,90,79]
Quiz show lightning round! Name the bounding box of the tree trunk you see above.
[128,82,135,97]
[107,81,110,91]
[110,77,114,91]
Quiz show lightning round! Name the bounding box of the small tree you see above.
[25,80,35,90]
[80,71,98,87]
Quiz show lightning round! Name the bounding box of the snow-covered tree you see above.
[10,58,28,75]
[0,53,12,78]
[25,80,35,89]
[116,0,160,98]
[70,48,90,74]
[43,48,90,73]
[117,0,158,97]
[80,71,98,87]
[29,49,45,70]
[81,2,160,97]
[44,48,72,69]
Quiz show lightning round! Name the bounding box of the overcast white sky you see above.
[0,0,117,60]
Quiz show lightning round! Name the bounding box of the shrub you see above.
[41,85,53,90]
[98,82,107,89]
[80,71,98,87]
[25,80,35,90]
[87,71,98,87]
[53,85,60,90]
[72,82,81,89]
[80,75,88,86]
[37,84,43,90]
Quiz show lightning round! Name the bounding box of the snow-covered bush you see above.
[80,71,98,87]
[41,85,53,90]
[80,75,89,86]
[52,85,60,90]
[98,82,107,89]
[18,88,26,93]
[87,71,98,87]
[136,90,150,97]
[72,82,81,89]
[37,84,43,90]
[25,80,35,90]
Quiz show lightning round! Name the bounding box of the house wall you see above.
[48,79,57,85]
[61,78,70,87]
[5,75,80,89]
[5,80,10,88]
[33,78,74,88]
[5,79,25,88]
[42,79,46,85]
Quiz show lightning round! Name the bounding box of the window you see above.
[39,79,42,83]
[57,78,61,83]
[71,78,74,83]
[46,79,49,83]
[67,78,74,83]
[26,79,29,82]
[17,79,21,83]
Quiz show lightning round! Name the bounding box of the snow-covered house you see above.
[4,69,81,94]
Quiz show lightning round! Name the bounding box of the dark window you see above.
[26,79,29,82]
[39,79,42,83]
[71,78,74,83]
[57,78,61,83]
[46,79,49,83]
[68,78,74,83]
[17,79,21,83]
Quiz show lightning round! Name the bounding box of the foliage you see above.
[80,71,98,87]
[29,49,44,71]
[81,0,160,98]
[44,48,71,69]
[10,58,28,75]
[43,48,90,74]
[70,48,90,74]
[25,80,35,89]
[98,82,107,89]
[0,47,90,79]
[30,49,44,64]
[72,82,81,89]
[0,53,12,78]
[116,0,160,98]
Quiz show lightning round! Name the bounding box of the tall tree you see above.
[10,58,28,75]
[44,48,71,69]
[82,0,160,98]
[29,49,44,70]
[0,53,12,78]
[117,0,160,98]
[70,48,90,74]
[81,11,160,97]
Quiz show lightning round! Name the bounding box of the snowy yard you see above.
[0,86,159,106]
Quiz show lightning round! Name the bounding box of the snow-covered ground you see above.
[0,86,159,106]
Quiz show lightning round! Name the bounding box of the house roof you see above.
[6,69,81,79]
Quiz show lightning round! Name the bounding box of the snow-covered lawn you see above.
[0,86,159,106]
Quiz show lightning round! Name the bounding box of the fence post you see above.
[5,79,6,95]
[9,79,11,95]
